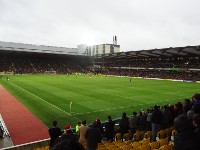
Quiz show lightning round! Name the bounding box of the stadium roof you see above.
[0,41,79,55]
[99,45,200,59]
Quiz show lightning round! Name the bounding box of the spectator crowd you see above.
[48,93,200,150]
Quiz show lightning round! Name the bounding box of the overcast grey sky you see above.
[0,0,200,51]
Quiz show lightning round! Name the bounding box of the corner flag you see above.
[70,99,72,114]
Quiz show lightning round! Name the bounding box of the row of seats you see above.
[114,127,175,142]
[35,127,175,150]
[95,128,176,150]
[35,145,49,150]
[97,137,173,150]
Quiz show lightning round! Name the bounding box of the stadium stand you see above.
[1,43,200,149]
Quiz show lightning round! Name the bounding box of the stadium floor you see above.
[0,85,49,146]
[1,74,200,128]
[0,136,13,149]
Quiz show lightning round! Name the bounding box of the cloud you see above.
[0,0,200,51]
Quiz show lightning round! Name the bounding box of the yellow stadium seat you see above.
[114,140,123,145]
[157,130,166,140]
[171,130,176,141]
[164,128,172,138]
[126,139,134,145]
[141,138,150,145]
[98,144,106,149]
[97,148,107,150]
[159,144,173,150]
[140,131,146,139]
[115,133,122,141]
[139,144,150,150]
[132,141,141,149]
[158,138,168,147]
[116,142,126,148]
[123,132,131,141]
[102,140,111,143]
[144,131,152,139]
[122,144,133,150]
[150,141,159,150]
[134,131,141,141]
[106,144,118,150]
[104,142,115,147]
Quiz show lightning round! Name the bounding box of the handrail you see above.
[0,114,10,137]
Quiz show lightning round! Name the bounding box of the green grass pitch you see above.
[0,74,200,129]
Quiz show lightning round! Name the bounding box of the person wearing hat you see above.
[51,124,84,150]
[78,120,88,145]
[64,125,72,134]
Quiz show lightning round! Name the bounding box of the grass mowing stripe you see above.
[8,80,81,122]
[1,74,200,127]
[73,95,186,116]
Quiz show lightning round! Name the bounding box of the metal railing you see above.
[0,114,10,137]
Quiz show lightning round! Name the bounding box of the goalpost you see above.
[44,71,56,75]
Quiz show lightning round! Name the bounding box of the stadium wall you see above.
[1,139,49,150]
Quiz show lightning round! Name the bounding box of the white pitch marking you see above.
[8,81,81,121]
[73,99,175,116]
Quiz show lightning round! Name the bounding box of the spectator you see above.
[95,118,104,135]
[85,121,101,150]
[48,120,62,148]
[78,120,88,145]
[137,111,147,131]
[51,125,84,150]
[161,105,173,129]
[75,122,81,133]
[151,105,162,141]
[183,99,191,113]
[105,116,115,142]
[187,110,194,121]
[192,114,200,136]
[119,112,129,140]
[129,112,138,138]
[146,109,152,131]
[174,115,200,150]
[191,93,200,115]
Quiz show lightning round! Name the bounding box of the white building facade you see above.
[86,44,120,56]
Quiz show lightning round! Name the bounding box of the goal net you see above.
[44,71,56,75]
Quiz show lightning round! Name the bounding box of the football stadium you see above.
[0,40,200,150]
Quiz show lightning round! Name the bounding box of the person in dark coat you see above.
[85,121,101,150]
[51,125,84,150]
[191,93,200,115]
[119,112,129,140]
[151,105,162,141]
[129,112,138,137]
[192,114,200,136]
[173,115,200,150]
[161,105,173,129]
[105,116,115,141]
[95,118,104,135]
[48,120,62,148]
[137,111,147,131]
